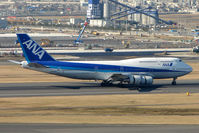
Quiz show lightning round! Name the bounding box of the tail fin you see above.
[17,34,55,62]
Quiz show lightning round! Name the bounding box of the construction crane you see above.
[74,20,89,44]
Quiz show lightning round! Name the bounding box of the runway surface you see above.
[0,80,199,97]
[0,124,199,133]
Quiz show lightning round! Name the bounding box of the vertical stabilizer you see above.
[17,34,55,62]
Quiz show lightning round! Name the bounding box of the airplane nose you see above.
[186,65,192,73]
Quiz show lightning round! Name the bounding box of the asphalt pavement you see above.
[0,124,199,133]
[0,79,198,97]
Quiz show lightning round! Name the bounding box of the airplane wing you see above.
[107,73,153,86]
[110,73,129,81]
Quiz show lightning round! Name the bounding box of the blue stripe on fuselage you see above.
[33,61,182,73]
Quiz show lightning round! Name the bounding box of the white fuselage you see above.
[23,57,192,81]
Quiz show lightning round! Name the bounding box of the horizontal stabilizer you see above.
[8,60,22,65]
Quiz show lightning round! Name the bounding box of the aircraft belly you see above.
[62,70,97,79]
[61,71,113,80]
[152,72,186,79]
[27,67,114,80]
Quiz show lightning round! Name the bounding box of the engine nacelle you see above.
[128,75,153,85]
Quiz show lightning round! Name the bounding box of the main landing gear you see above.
[172,77,177,85]
[101,80,113,87]
[101,80,127,87]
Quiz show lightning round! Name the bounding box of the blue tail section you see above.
[17,34,56,62]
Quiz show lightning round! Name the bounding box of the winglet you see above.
[17,34,55,62]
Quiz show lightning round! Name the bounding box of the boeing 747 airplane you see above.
[10,34,192,87]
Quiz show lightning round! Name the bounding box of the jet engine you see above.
[128,75,153,85]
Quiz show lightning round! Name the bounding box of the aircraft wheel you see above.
[172,81,176,85]
[172,77,177,85]
[101,82,106,87]
[118,83,124,88]
[101,81,112,87]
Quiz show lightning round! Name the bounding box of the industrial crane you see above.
[74,20,89,44]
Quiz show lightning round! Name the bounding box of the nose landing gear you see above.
[172,77,177,85]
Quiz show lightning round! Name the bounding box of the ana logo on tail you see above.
[23,40,45,60]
